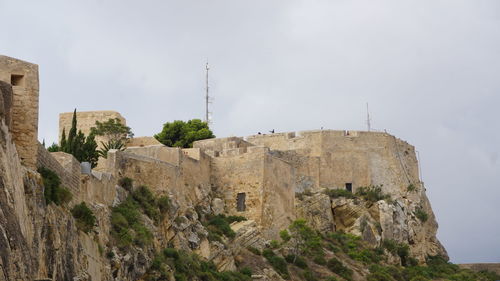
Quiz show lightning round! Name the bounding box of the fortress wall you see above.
[269,150,320,192]
[179,149,211,201]
[36,143,80,193]
[211,150,265,225]
[107,150,210,210]
[125,145,181,166]
[78,173,116,206]
[0,56,39,169]
[261,154,295,238]
[59,110,126,141]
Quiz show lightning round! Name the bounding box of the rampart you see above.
[246,130,420,195]
[0,56,39,169]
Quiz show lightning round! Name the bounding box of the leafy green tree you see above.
[154,119,215,148]
[90,118,133,158]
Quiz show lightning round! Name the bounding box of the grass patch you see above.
[324,188,355,199]
[71,202,96,233]
[38,167,72,205]
[414,208,428,223]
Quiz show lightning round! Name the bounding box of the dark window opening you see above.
[10,74,24,86]
[345,183,352,193]
[236,192,246,212]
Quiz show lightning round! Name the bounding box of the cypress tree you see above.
[67,109,77,153]
[60,128,67,151]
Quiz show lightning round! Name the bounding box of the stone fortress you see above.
[1,55,467,280]
[1,54,424,238]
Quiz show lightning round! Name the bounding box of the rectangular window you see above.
[345,183,352,193]
[236,192,246,212]
[10,74,24,86]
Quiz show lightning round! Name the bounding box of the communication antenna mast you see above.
[205,61,212,125]
[366,103,371,131]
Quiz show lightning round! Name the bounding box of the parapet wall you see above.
[0,56,39,169]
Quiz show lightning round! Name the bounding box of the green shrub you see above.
[157,195,171,214]
[239,267,252,277]
[348,248,382,264]
[226,215,247,223]
[355,186,391,203]
[118,177,133,191]
[144,248,251,281]
[204,214,244,240]
[247,246,261,256]
[71,202,96,233]
[324,188,355,199]
[263,249,289,278]
[382,239,410,265]
[312,254,326,265]
[38,167,72,205]
[325,277,339,281]
[270,240,280,249]
[407,184,416,192]
[285,254,308,269]
[132,186,160,222]
[414,208,429,223]
[302,270,318,281]
[327,257,352,281]
[110,197,152,248]
[279,229,291,242]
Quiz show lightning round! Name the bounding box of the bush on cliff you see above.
[38,167,72,205]
[154,119,215,148]
[414,208,429,223]
[71,202,96,233]
[144,247,251,281]
[203,214,246,241]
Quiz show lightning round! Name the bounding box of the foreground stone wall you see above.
[36,143,80,192]
[0,55,39,169]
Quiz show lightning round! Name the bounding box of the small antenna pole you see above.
[366,103,371,132]
[205,62,211,125]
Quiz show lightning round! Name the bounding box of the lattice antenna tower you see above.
[366,102,371,132]
[205,62,213,126]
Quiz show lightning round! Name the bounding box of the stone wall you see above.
[106,149,211,211]
[0,55,39,169]
[247,130,421,196]
[36,143,80,193]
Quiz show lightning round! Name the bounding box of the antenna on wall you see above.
[366,103,371,132]
[205,61,212,126]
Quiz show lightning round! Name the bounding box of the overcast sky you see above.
[1,0,499,263]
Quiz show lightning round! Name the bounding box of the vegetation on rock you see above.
[154,119,215,148]
[38,167,72,205]
[144,247,251,281]
[71,202,96,233]
[110,185,169,248]
[324,185,391,203]
[202,214,246,242]
[414,207,429,223]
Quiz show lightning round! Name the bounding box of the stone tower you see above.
[0,56,39,169]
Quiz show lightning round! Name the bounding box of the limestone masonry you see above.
[0,55,460,281]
